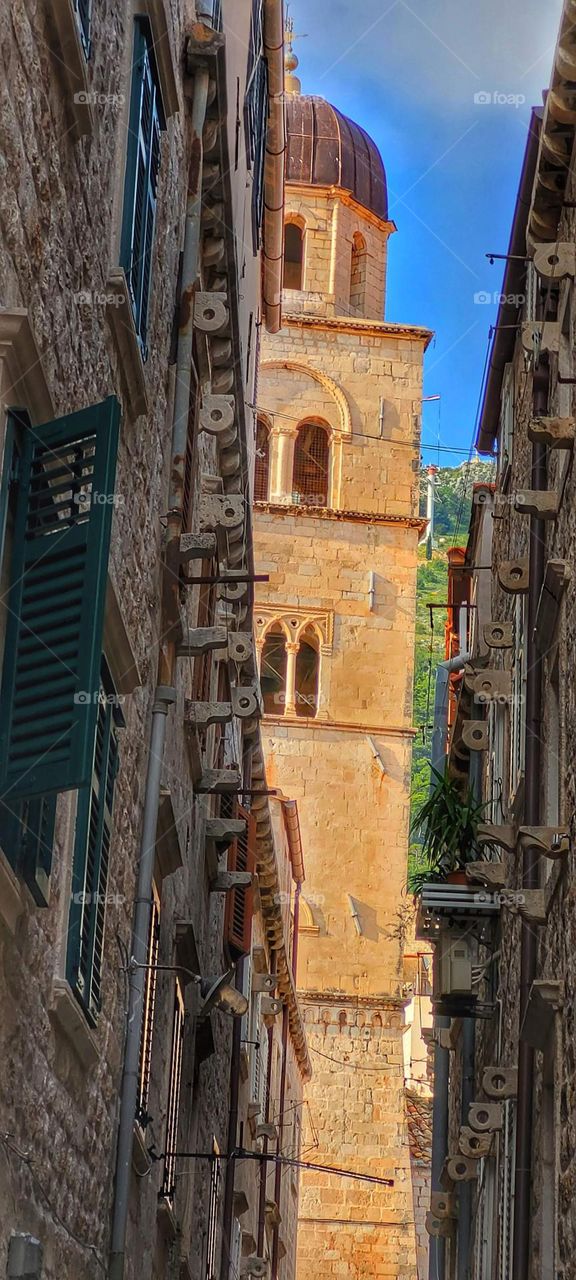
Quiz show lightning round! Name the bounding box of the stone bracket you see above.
[483,621,514,649]
[521,980,563,1050]
[178,627,227,656]
[535,559,571,654]
[514,489,560,519]
[465,861,508,889]
[179,532,218,563]
[461,720,489,751]
[209,871,253,892]
[477,823,517,852]
[482,1066,518,1100]
[517,825,570,858]
[468,1102,503,1133]
[195,769,242,794]
[528,415,576,448]
[498,558,529,594]
[458,1126,493,1159]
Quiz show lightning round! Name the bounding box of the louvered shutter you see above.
[0,793,57,907]
[67,694,119,1023]
[121,21,163,354]
[0,397,120,802]
[224,803,256,956]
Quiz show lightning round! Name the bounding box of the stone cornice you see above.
[298,990,407,1011]
[286,181,396,235]
[262,714,417,739]
[282,310,433,347]
[255,500,427,533]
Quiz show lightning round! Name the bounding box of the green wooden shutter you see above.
[74,0,91,56]
[120,21,163,355]
[0,397,120,803]
[67,692,119,1023]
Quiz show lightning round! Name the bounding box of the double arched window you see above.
[260,623,321,718]
[284,220,305,290]
[350,232,367,313]
[254,418,270,501]
[292,421,330,507]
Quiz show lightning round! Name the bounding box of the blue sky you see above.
[286,0,563,459]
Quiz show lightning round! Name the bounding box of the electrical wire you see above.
[247,402,477,457]
[0,1133,106,1272]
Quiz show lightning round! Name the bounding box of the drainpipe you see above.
[257,965,277,1257]
[457,1018,476,1280]
[109,686,176,1280]
[262,0,286,335]
[270,1003,289,1279]
[428,1016,450,1280]
[512,365,547,1280]
[219,959,244,1280]
[163,63,210,660]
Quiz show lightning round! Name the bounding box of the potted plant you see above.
[408,767,492,895]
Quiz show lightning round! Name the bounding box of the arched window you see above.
[260,625,287,715]
[350,232,367,313]
[284,221,304,290]
[254,418,270,501]
[292,421,330,507]
[295,629,319,717]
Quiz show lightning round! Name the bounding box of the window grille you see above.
[162,979,185,1202]
[498,1100,516,1279]
[205,1140,222,1280]
[136,886,160,1128]
[260,626,287,714]
[244,0,268,249]
[292,422,329,507]
[294,635,319,717]
[350,233,367,313]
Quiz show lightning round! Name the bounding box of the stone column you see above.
[270,428,297,502]
[284,642,299,717]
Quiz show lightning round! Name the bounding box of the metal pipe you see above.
[109,686,176,1280]
[271,1003,290,1279]
[257,1018,276,1255]
[167,66,210,522]
[457,1018,476,1280]
[219,958,244,1280]
[428,1016,450,1280]
[430,654,470,782]
[512,369,547,1279]
[292,880,301,980]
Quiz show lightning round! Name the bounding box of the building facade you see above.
[253,47,433,1280]
[422,4,576,1275]
[0,5,309,1280]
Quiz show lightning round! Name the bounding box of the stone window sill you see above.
[132,1121,153,1175]
[50,0,94,138]
[157,1195,179,1239]
[106,269,149,420]
[141,0,180,118]
[50,978,99,1068]
[0,846,24,935]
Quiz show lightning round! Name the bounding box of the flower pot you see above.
[445,870,468,885]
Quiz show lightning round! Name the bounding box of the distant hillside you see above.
[410,459,495,828]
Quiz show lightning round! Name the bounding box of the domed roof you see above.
[285,95,388,222]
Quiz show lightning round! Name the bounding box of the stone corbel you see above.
[0,309,53,424]
[521,980,563,1050]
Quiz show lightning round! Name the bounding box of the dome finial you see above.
[284,10,302,95]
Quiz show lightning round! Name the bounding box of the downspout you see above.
[512,363,547,1280]
[262,0,286,335]
[109,687,176,1280]
[457,1018,476,1280]
[271,1004,290,1280]
[219,959,244,1280]
[109,60,210,1280]
[257,982,277,1256]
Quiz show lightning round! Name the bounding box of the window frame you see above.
[136,881,161,1129]
[120,19,166,358]
[74,0,92,57]
[66,665,122,1025]
[292,420,330,508]
[284,220,305,291]
[162,976,185,1204]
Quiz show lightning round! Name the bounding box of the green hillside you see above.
[410,460,495,828]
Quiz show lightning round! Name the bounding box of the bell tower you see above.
[253,39,433,1280]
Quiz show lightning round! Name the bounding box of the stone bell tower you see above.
[253,35,433,1280]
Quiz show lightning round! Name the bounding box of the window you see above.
[498,364,514,482]
[162,978,185,1203]
[66,675,120,1024]
[474,1157,496,1278]
[74,0,92,56]
[260,625,288,714]
[224,804,256,958]
[0,398,120,803]
[350,232,367,313]
[120,20,165,356]
[509,597,527,801]
[284,222,304,290]
[292,421,329,507]
[295,631,319,718]
[254,418,271,501]
[498,1101,516,1280]
[136,884,161,1128]
[244,0,268,249]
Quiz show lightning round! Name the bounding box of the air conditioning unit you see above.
[434,933,474,999]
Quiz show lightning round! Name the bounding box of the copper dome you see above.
[285,95,388,221]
